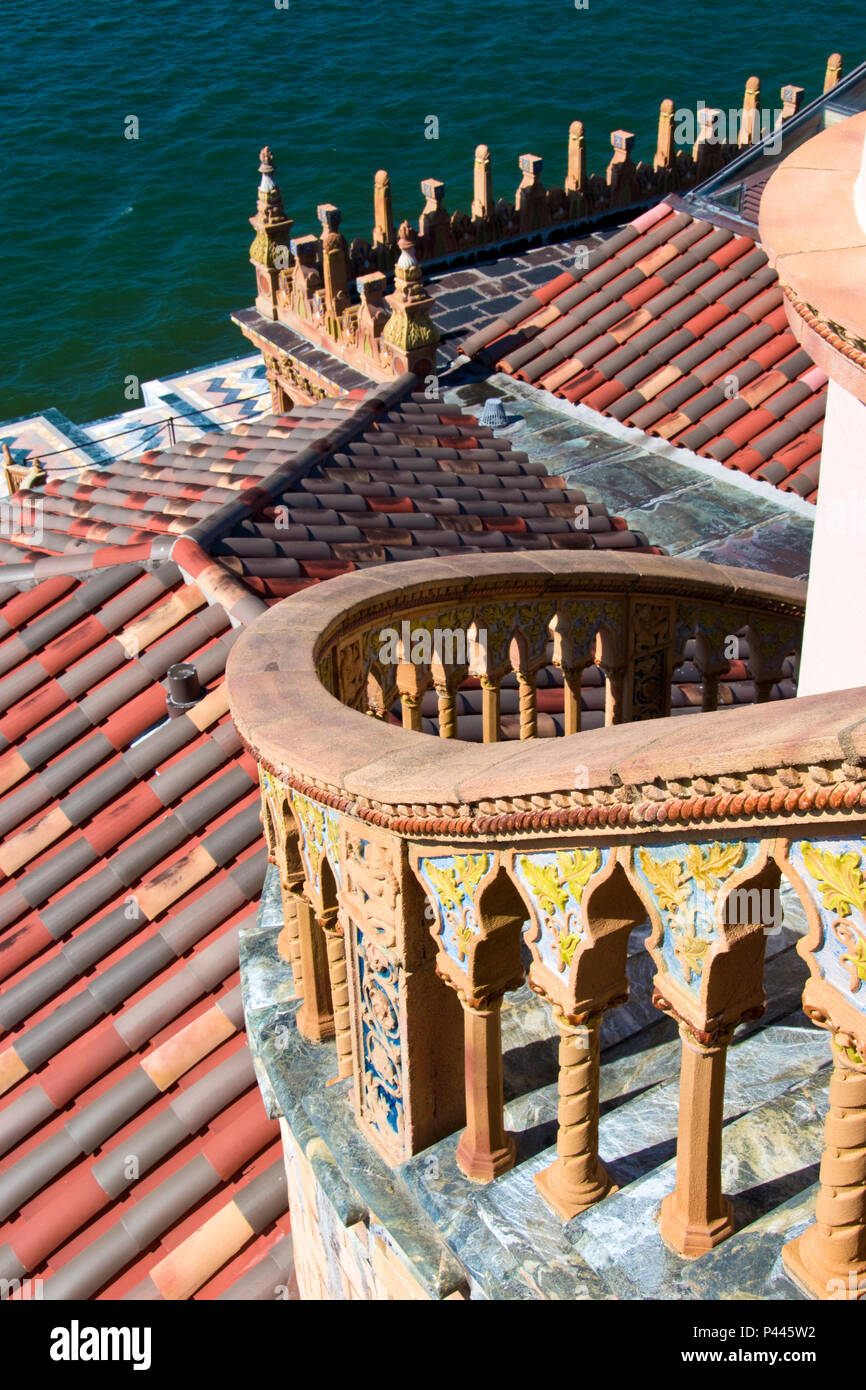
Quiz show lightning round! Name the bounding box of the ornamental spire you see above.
[249,146,294,319]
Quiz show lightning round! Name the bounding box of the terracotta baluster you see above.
[294,896,335,1042]
[401,693,423,731]
[565,120,587,196]
[701,672,720,713]
[738,76,761,148]
[517,671,537,739]
[603,664,624,725]
[562,665,584,735]
[779,85,805,125]
[471,144,494,243]
[435,681,458,738]
[824,53,843,92]
[373,168,396,258]
[480,675,500,743]
[277,881,304,995]
[535,1012,615,1220]
[456,992,516,1183]
[321,912,353,1079]
[659,1021,736,1255]
[654,99,675,172]
[784,1050,866,1298]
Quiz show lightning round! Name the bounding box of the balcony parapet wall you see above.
[228,554,866,1299]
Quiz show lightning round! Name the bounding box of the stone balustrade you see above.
[228,553,866,1299]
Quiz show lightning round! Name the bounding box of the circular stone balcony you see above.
[228,551,806,820]
[228,553,866,1302]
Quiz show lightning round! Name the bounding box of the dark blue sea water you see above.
[1,0,861,425]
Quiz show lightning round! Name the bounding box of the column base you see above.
[659,1193,735,1258]
[534,1159,617,1222]
[296,1004,336,1042]
[782,1229,866,1300]
[456,1131,516,1184]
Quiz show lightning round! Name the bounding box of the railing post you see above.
[435,679,458,738]
[321,909,353,1078]
[659,1020,736,1255]
[277,882,304,994]
[562,664,585,735]
[535,1011,615,1219]
[294,895,335,1042]
[480,675,501,743]
[784,1050,866,1298]
[456,991,516,1182]
[516,670,537,739]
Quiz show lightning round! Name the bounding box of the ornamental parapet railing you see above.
[227,553,866,1300]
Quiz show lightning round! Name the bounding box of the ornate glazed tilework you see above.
[634,841,759,995]
[513,848,606,975]
[291,791,328,891]
[355,919,404,1147]
[790,838,866,1017]
[416,853,493,964]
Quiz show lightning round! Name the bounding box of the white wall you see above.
[799,377,866,697]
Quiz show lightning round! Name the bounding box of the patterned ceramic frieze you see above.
[633,840,760,996]
[416,852,494,965]
[790,838,866,1017]
[512,847,606,976]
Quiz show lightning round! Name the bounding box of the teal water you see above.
[0,0,861,426]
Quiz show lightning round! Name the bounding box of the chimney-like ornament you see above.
[166,662,203,717]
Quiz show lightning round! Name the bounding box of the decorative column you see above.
[355,272,389,363]
[779,84,805,125]
[381,222,441,378]
[515,153,550,233]
[294,896,335,1042]
[634,840,774,1256]
[516,671,537,739]
[693,109,726,181]
[318,203,351,340]
[606,130,639,207]
[480,675,500,743]
[435,678,458,738]
[290,235,323,322]
[602,663,624,725]
[535,1012,615,1219]
[419,178,455,259]
[372,168,397,269]
[654,100,676,173]
[511,846,641,1222]
[277,885,304,994]
[738,77,761,148]
[784,1048,866,1298]
[824,53,843,92]
[456,991,516,1182]
[321,910,353,1078]
[248,146,294,321]
[413,848,524,1185]
[565,121,588,216]
[778,836,866,1297]
[659,1020,736,1255]
[562,664,585,735]
[471,144,494,242]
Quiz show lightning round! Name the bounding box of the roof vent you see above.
[166,662,203,717]
[477,398,509,429]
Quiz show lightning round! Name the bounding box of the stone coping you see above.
[221,552,866,838]
[760,111,866,403]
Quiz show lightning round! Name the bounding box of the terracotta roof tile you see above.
[463,204,827,500]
